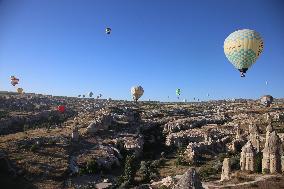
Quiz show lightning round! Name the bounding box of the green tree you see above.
[139,161,151,182]
[123,155,136,184]
[255,152,263,173]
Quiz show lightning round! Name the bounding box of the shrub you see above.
[255,153,263,173]
[139,160,160,182]
[123,155,136,184]
[118,181,130,189]
[230,155,240,170]
[30,144,38,152]
[175,156,188,166]
[139,161,151,182]
[23,124,29,131]
[80,159,99,175]
[263,168,270,174]
[47,139,56,145]
[198,164,219,181]
[86,160,99,174]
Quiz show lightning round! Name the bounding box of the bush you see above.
[80,159,99,175]
[263,168,270,174]
[87,160,99,174]
[30,144,38,152]
[139,160,160,182]
[123,155,136,184]
[198,164,219,181]
[151,159,162,168]
[139,161,151,182]
[230,155,240,170]
[23,124,29,131]
[0,110,8,118]
[175,156,188,166]
[47,139,56,145]
[118,181,130,189]
[255,153,263,173]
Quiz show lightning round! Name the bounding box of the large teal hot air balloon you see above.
[224,29,264,77]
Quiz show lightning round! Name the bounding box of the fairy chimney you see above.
[262,131,281,174]
[240,141,256,172]
[221,158,231,181]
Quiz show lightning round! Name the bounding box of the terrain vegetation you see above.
[1,91,284,189]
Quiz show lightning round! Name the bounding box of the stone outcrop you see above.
[165,127,232,148]
[151,176,175,188]
[184,136,230,163]
[228,138,246,153]
[86,112,112,133]
[265,123,273,144]
[262,131,282,174]
[235,125,241,140]
[248,124,260,152]
[71,126,79,141]
[69,156,79,175]
[77,145,122,171]
[163,117,226,134]
[172,168,203,189]
[240,141,256,172]
[220,158,231,181]
[121,134,144,157]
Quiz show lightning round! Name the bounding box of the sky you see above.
[0,0,284,101]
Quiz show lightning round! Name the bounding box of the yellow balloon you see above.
[224,29,264,75]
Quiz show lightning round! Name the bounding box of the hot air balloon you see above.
[131,86,144,102]
[82,95,85,98]
[106,27,111,34]
[57,105,65,113]
[88,92,93,98]
[176,89,181,100]
[99,94,102,98]
[176,89,181,96]
[78,95,81,97]
[260,95,273,107]
[10,76,19,86]
[17,88,23,94]
[224,29,264,77]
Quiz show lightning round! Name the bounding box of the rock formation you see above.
[71,126,79,141]
[248,124,260,152]
[220,158,231,181]
[240,141,256,172]
[235,125,241,140]
[172,168,203,189]
[86,113,112,133]
[265,123,273,144]
[262,131,282,174]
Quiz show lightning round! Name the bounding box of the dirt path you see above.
[202,174,279,189]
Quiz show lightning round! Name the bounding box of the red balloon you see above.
[57,105,65,113]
